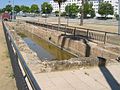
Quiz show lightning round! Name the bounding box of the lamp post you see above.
[118,0,120,34]
[12,0,14,21]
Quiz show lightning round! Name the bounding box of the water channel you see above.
[17,31,76,61]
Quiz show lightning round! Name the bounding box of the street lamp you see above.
[118,0,120,34]
[12,0,14,21]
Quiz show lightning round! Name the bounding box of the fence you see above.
[25,20,120,46]
[2,21,41,90]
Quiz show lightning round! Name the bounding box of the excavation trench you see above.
[7,21,115,72]
[17,31,76,61]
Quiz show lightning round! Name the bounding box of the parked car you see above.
[41,14,48,18]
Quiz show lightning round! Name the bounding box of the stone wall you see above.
[15,21,120,61]
[10,28,101,72]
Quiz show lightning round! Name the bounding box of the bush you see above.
[55,11,59,16]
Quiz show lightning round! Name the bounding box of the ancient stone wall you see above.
[15,22,120,61]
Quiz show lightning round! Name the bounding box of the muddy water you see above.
[17,31,75,60]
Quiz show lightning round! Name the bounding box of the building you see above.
[50,0,119,16]
[50,0,82,12]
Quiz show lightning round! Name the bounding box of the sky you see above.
[0,0,49,9]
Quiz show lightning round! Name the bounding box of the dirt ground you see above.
[37,17,118,33]
[69,23,118,33]
[0,21,17,90]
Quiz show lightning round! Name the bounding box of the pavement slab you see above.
[34,63,120,90]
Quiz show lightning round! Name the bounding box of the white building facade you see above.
[50,0,82,12]
[50,0,119,15]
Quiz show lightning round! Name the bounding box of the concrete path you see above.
[34,63,120,90]
[0,21,17,90]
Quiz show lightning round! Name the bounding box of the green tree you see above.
[21,5,30,13]
[80,2,95,18]
[53,0,67,27]
[31,4,39,13]
[0,9,2,14]
[14,5,21,13]
[41,2,53,14]
[65,4,79,18]
[1,8,6,13]
[89,8,95,18]
[5,5,12,12]
[98,2,114,19]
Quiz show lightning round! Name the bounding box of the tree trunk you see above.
[58,3,61,29]
[80,0,84,26]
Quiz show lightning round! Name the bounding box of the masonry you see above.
[14,21,120,61]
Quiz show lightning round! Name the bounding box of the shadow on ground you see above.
[98,57,120,90]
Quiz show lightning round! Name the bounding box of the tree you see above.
[14,5,21,13]
[41,2,53,14]
[98,2,114,19]
[80,2,95,18]
[65,4,79,18]
[0,9,2,14]
[1,8,6,13]
[53,0,67,27]
[89,8,95,18]
[31,4,39,13]
[5,5,12,12]
[21,5,30,13]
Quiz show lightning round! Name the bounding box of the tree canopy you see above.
[41,2,53,14]
[98,2,114,18]
[4,5,12,12]
[21,5,30,13]
[65,3,79,18]
[14,5,21,13]
[80,2,95,18]
[31,4,39,13]
[0,9,2,13]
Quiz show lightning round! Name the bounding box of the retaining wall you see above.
[15,22,120,60]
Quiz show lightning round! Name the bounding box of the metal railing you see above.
[25,20,120,45]
[2,21,41,90]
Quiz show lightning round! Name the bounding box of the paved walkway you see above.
[34,63,120,90]
[0,21,17,90]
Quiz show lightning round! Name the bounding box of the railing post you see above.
[104,32,107,44]
[73,27,76,37]
[65,25,67,35]
[87,29,89,38]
